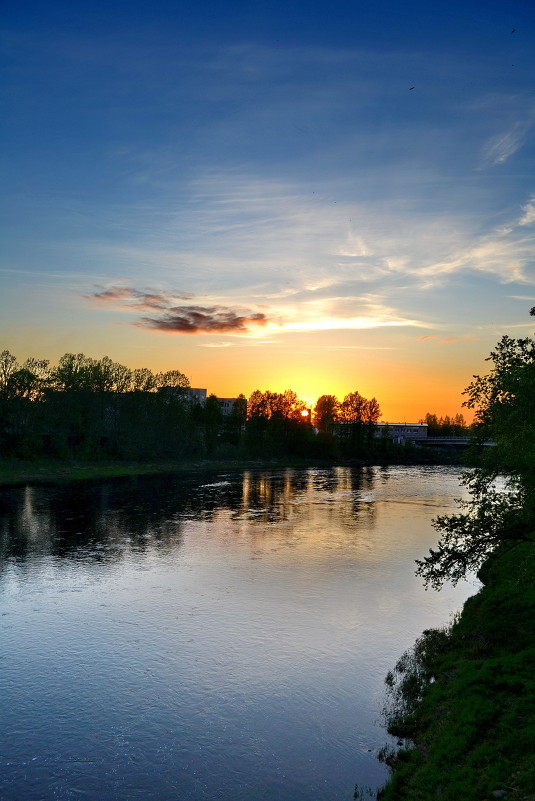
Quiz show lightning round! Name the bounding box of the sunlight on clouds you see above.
[519,195,535,227]
[419,202,535,286]
[82,171,535,343]
[262,316,427,334]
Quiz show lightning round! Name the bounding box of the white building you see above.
[374,422,428,445]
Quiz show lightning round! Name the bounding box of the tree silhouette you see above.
[417,316,535,588]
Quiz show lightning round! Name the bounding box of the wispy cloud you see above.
[86,284,195,309]
[85,279,429,336]
[418,335,479,344]
[481,121,530,167]
[319,344,396,350]
[519,195,535,227]
[416,200,535,286]
[80,171,535,345]
[264,316,426,334]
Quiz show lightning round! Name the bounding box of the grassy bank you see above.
[378,541,535,801]
[0,456,347,486]
[0,449,461,487]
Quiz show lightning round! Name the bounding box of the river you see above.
[0,465,478,801]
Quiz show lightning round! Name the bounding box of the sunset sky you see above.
[2,0,535,420]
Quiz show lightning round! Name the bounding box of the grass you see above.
[378,541,535,801]
[0,455,342,486]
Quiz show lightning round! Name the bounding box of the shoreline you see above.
[0,452,460,488]
[377,540,535,800]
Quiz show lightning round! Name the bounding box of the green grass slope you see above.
[379,542,535,801]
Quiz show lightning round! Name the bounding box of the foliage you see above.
[416,315,535,588]
[0,350,390,463]
[420,412,468,436]
[339,391,381,424]
[243,388,313,457]
[379,541,535,801]
[313,394,339,432]
[416,471,529,589]
[379,313,535,800]
[247,388,307,421]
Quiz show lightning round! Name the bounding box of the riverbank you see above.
[0,449,462,487]
[0,457,326,486]
[377,540,535,801]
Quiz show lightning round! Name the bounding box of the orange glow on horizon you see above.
[6,328,481,424]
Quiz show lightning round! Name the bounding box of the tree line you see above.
[419,412,469,436]
[0,350,389,462]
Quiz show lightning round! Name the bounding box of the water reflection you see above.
[0,466,475,801]
[0,468,379,566]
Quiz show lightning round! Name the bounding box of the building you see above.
[374,422,428,445]
[187,388,207,405]
[217,398,237,416]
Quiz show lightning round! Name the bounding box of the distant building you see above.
[188,388,207,405]
[374,422,428,445]
[217,398,236,416]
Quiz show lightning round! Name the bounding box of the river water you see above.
[0,465,478,801]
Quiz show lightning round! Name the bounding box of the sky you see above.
[2,0,535,420]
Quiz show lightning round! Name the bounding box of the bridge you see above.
[421,437,495,449]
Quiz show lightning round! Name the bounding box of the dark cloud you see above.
[138,305,269,333]
[88,286,137,303]
[85,285,269,334]
[86,285,194,310]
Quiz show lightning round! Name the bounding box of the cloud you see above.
[266,316,425,334]
[481,125,527,167]
[138,305,268,333]
[416,199,535,286]
[82,170,535,343]
[319,344,396,350]
[418,335,479,344]
[519,195,535,227]
[85,283,269,334]
[86,284,194,310]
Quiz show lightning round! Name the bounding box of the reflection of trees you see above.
[0,478,190,564]
[235,467,377,532]
[0,468,379,566]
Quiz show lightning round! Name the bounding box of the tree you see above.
[0,350,18,397]
[339,391,367,422]
[363,397,381,424]
[203,393,223,454]
[155,369,190,390]
[246,389,307,421]
[131,367,157,392]
[313,395,340,432]
[420,412,468,436]
[416,313,535,589]
[221,393,247,447]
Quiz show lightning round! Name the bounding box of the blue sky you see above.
[2,0,535,417]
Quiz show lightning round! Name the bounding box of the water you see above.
[0,465,477,800]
